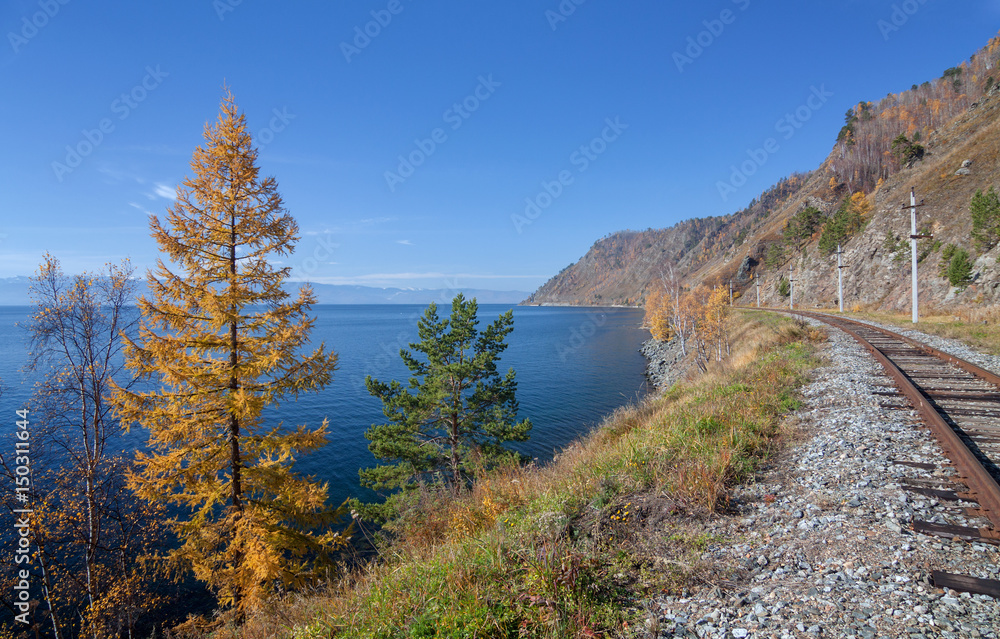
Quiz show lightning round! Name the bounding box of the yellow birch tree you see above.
[111,92,347,616]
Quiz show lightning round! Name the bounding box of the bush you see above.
[777,276,790,298]
[946,247,974,287]
[818,194,866,255]
[783,206,825,244]
[891,134,925,167]
[938,243,957,278]
[970,186,1000,252]
[764,243,785,269]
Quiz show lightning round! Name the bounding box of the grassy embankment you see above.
[218,311,823,639]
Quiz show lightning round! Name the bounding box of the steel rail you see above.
[778,309,1000,538]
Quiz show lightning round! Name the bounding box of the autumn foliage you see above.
[0,256,168,638]
[111,92,347,616]
[645,283,731,372]
[831,33,1000,192]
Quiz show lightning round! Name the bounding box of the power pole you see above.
[903,187,929,324]
[789,266,795,310]
[836,243,845,313]
[755,275,760,308]
[729,279,733,305]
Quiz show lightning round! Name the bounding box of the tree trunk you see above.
[80,379,97,632]
[37,543,62,639]
[228,214,244,615]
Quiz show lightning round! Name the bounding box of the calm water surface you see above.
[0,304,649,504]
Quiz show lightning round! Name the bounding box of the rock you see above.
[735,255,758,283]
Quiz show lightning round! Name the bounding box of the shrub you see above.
[818,193,867,255]
[890,134,925,167]
[777,276,790,298]
[938,243,958,278]
[970,186,1000,252]
[764,243,785,269]
[946,247,974,287]
[783,206,825,244]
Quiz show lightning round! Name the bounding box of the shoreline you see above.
[640,335,692,390]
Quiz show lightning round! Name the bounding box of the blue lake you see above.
[0,304,649,505]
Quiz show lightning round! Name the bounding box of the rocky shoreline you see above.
[641,337,693,390]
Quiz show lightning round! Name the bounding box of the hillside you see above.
[527,34,1000,313]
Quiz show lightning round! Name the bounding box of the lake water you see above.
[0,304,649,505]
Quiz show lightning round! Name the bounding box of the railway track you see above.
[775,310,1000,598]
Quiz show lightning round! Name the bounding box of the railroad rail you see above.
[767,309,1000,597]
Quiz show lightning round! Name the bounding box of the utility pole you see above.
[729,279,733,305]
[836,243,845,313]
[755,275,760,308]
[902,187,929,324]
[789,266,795,310]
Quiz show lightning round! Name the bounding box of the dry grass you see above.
[195,311,821,639]
[846,303,1000,355]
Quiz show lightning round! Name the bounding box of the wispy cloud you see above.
[396,239,413,245]
[152,182,176,200]
[98,165,147,185]
[128,202,153,215]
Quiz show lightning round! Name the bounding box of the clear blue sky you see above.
[2,1,997,292]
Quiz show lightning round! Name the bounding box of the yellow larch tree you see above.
[111,92,347,616]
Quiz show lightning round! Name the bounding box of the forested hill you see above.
[527,33,1000,311]
[525,176,809,306]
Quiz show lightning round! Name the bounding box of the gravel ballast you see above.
[643,319,1000,638]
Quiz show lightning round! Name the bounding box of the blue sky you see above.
[2,1,998,292]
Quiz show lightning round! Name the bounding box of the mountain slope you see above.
[527,34,1000,312]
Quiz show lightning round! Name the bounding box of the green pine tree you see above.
[970,186,1000,252]
[359,294,531,520]
[946,247,974,287]
[777,276,790,298]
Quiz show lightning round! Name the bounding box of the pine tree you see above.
[970,186,1000,252]
[111,92,346,614]
[946,247,974,287]
[360,294,531,520]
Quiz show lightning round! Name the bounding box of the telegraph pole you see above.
[789,266,795,310]
[729,279,733,305]
[836,243,845,313]
[755,275,760,308]
[902,187,929,324]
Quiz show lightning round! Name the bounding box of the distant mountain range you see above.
[0,277,529,306]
